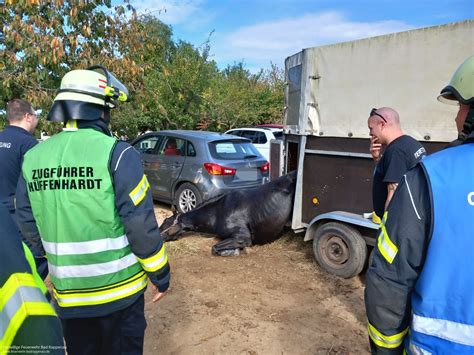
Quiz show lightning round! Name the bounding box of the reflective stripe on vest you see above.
[412,314,474,347]
[42,234,130,256]
[48,253,139,279]
[53,271,147,307]
[0,273,56,351]
[409,341,432,355]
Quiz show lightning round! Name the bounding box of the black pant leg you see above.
[35,256,49,279]
[62,317,102,355]
[118,295,147,355]
[61,295,146,355]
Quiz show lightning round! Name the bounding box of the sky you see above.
[130,0,473,73]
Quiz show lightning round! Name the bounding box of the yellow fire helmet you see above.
[47,65,129,122]
[438,55,474,105]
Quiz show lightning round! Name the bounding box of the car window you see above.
[158,137,185,156]
[227,130,242,137]
[133,136,161,154]
[237,130,257,143]
[208,140,261,160]
[273,131,283,140]
[254,131,267,144]
[186,141,196,157]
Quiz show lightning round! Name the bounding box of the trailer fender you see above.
[304,211,379,242]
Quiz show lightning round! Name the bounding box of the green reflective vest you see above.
[22,129,147,309]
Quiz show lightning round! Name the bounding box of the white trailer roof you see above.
[284,20,474,142]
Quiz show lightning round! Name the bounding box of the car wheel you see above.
[175,183,202,213]
[313,222,367,278]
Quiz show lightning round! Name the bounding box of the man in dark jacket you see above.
[0,99,38,216]
[365,55,474,354]
[0,99,48,279]
[15,66,171,355]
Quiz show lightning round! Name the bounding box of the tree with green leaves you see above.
[1,0,150,133]
[1,1,285,137]
[198,62,285,131]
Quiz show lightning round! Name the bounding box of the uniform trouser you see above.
[34,256,48,279]
[61,295,147,355]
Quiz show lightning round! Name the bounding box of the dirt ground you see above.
[144,203,370,355]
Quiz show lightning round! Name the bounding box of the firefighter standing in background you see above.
[0,99,38,218]
[0,99,49,280]
[15,66,170,355]
[365,55,474,354]
[0,205,64,355]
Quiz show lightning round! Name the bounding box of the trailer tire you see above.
[313,222,367,278]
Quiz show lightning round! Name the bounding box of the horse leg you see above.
[162,233,179,242]
[211,234,252,256]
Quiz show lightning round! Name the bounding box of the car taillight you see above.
[260,162,270,173]
[204,163,236,176]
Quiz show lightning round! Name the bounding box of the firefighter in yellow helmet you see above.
[15,66,170,355]
[365,55,474,354]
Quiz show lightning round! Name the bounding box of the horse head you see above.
[159,212,185,241]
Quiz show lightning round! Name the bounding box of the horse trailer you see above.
[271,20,474,278]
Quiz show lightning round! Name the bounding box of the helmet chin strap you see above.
[459,105,474,141]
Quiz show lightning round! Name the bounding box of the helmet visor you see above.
[438,85,472,105]
[87,65,130,104]
[107,71,129,100]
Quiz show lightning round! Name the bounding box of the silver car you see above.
[131,130,269,213]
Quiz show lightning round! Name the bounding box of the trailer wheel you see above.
[313,222,367,278]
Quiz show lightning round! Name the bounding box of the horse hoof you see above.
[213,248,241,257]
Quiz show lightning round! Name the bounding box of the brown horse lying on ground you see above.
[160,171,297,256]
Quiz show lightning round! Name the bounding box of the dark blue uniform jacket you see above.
[0,125,37,216]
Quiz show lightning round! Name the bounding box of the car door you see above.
[132,134,163,198]
[154,136,186,201]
